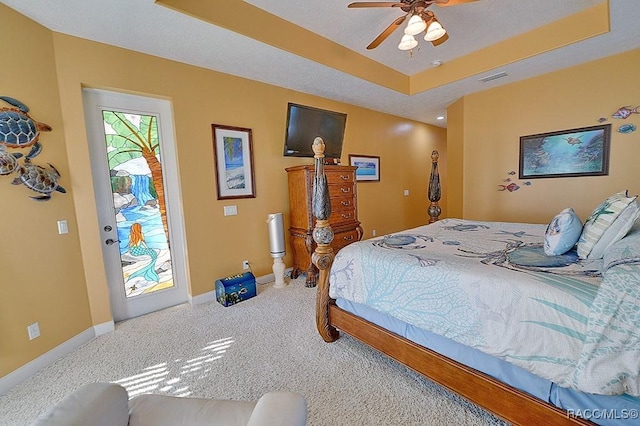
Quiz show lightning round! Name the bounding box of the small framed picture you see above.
[212,124,256,199]
[519,124,611,179]
[349,154,380,182]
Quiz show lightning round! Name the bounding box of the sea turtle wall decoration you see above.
[0,96,51,159]
[0,143,22,176]
[11,159,66,201]
[0,96,66,201]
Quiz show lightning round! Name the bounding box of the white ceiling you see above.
[2,0,639,127]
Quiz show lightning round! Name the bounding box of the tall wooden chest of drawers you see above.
[286,164,363,287]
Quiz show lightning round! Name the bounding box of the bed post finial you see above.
[428,150,441,223]
[311,137,339,342]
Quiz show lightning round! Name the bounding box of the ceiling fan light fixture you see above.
[431,32,449,46]
[398,34,418,51]
[404,14,427,36]
[424,20,447,42]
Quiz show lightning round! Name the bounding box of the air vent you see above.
[479,71,508,83]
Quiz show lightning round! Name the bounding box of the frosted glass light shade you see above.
[404,14,427,36]
[424,21,446,42]
[398,34,418,50]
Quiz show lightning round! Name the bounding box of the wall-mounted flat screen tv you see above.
[283,103,347,158]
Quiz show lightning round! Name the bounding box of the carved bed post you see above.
[311,137,339,342]
[428,150,441,223]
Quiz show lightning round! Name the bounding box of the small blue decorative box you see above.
[215,272,257,307]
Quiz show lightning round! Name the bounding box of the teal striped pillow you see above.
[577,191,640,260]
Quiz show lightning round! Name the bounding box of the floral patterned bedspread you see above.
[329,218,640,395]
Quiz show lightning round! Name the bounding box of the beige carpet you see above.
[0,277,506,425]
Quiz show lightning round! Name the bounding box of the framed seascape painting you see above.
[212,124,256,199]
[349,154,380,182]
[519,124,611,179]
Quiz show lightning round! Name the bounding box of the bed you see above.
[308,139,640,425]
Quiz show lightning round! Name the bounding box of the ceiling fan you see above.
[348,0,477,50]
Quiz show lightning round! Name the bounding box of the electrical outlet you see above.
[27,322,40,340]
[242,260,250,270]
[372,229,376,236]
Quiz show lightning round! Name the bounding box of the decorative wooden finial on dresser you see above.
[428,150,441,223]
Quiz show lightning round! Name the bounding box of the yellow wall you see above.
[1,5,445,379]
[446,97,465,218]
[0,7,92,376]
[448,48,640,224]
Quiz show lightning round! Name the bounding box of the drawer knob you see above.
[343,235,354,241]
[341,200,351,206]
[341,213,352,219]
[339,175,350,180]
[340,187,351,193]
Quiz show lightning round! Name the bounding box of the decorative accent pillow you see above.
[544,208,583,256]
[577,191,640,260]
[602,227,640,271]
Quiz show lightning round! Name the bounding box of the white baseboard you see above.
[0,323,108,395]
[190,291,216,305]
[256,267,294,285]
[94,320,115,336]
[256,273,275,284]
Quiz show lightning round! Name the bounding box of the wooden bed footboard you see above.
[322,302,591,425]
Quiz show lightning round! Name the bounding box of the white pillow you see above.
[544,208,583,256]
[577,191,640,260]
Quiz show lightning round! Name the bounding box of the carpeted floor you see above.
[0,277,507,425]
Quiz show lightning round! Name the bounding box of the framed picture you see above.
[212,124,256,199]
[519,124,611,179]
[349,154,380,182]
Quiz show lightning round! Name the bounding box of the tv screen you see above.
[283,103,347,158]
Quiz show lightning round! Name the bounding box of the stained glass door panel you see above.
[102,111,174,297]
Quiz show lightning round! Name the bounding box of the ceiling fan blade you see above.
[434,0,478,6]
[348,2,406,8]
[367,15,407,49]
[430,32,449,46]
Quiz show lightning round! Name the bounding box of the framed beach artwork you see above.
[349,154,380,182]
[212,124,256,199]
[519,124,611,179]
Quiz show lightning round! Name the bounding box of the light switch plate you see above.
[57,220,68,234]
[28,322,40,340]
[224,205,238,216]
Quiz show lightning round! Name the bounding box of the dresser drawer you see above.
[333,197,354,209]
[328,183,354,198]
[332,229,360,250]
[328,207,356,225]
[326,170,354,185]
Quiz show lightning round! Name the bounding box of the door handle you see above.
[105,238,119,245]
[104,225,113,232]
